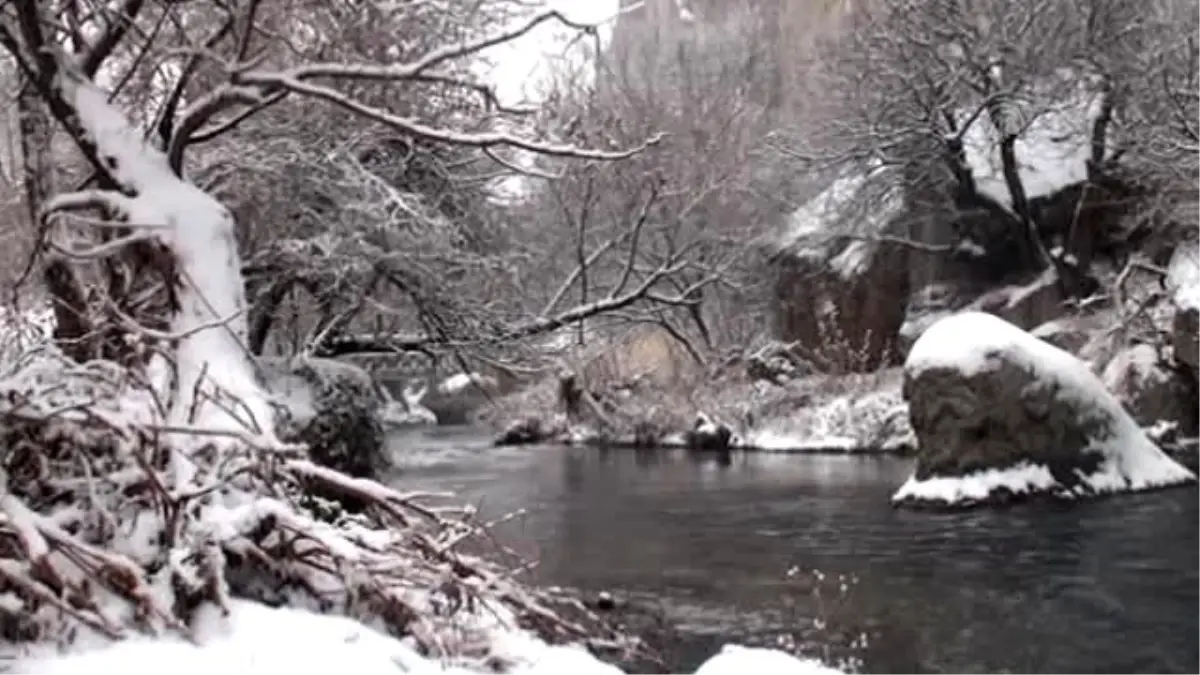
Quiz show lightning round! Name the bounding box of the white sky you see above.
[483,0,621,106]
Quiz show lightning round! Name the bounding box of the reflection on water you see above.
[386,429,1199,674]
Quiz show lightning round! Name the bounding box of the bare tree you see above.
[500,0,800,363]
[0,0,672,645]
[774,0,1198,296]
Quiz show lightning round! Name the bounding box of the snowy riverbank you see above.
[14,600,842,675]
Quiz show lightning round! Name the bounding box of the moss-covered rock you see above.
[257,357,390,479]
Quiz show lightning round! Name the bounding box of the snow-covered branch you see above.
[240,71,662,160]
[166,85,264,173]
[278,9,599,83]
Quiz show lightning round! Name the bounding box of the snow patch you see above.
[17,600,462,675]
[898,312,1195,505]
[437,372,498,396]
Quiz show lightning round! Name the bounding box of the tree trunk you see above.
[54,64,274,487]
[16,79,92,361]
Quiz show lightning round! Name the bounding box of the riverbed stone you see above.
[684,414,734,450]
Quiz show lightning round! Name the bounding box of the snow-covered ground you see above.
[738,380,913,454]
[14,600,841,675]
[893,312,1195,506]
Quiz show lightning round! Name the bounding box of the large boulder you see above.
[773,238,909,373]
[257,357,404,479]
[893,312,1194,508]
[772,169,910,373]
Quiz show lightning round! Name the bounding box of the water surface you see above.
[386,428,1199,673]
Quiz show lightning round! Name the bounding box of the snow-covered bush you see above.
[0,304,55,368]
[0,342,625,663]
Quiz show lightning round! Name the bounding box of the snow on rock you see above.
[1166,242,1199,375]
[694,645,845,675]
[423,372,502,424]
[685,412,734,450]
[958,69,1109,212]
[772,165,910,372]
[14,599,841,675]
[894,311,1195,508]
[776,161,903,276]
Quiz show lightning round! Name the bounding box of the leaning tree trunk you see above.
[52,64,275,484]
[16,77,92,360]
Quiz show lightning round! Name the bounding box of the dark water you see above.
[385,427,1199,674]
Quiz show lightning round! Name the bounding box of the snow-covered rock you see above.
[423,372,502,425]
[1102,344,1198,437]
[894,311,1195,508]
[258,356,396,479]
[694,645,844,675]
[1166,242,1199,376]
[684,412,734,450]
[772,165,909,372]
[958,69,1109,213]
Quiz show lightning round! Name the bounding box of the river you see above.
[384,427,1199,674]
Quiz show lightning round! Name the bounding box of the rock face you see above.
[894,312,1194,508]
[772,169,910,373]
[965,269,1068,331]
[773,238,910,373]
[258,357,396,479]
[1167,242,1199,377]
[1102,344,1199,437]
